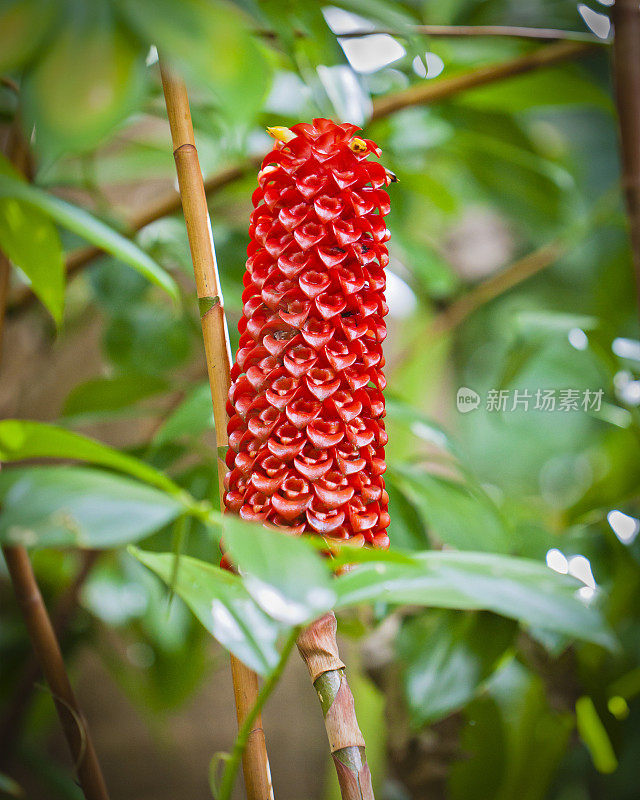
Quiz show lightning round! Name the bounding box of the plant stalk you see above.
[297,613,374,800]
[10,40,598,314]
[159,60,274,800]
[0,550,101,758]
[2,546,110,800]
[612,0,640,313]
[218,628,300,800]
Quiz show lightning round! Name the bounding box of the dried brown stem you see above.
[2,547,109,800]
[0,550,100,758]
[297,614,374,800]
[259,24,601,43]
[612,0,640,313]
[340,25,601,43]
[0,252,9,355]
[159,60,273,800]
[8,40,596,315]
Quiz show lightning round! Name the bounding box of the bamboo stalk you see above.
[612,0,640,313]
[1,546,110,800]
[159,60,274,800]
[9,40,598,315]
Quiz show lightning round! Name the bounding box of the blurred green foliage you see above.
[0,0,639,799]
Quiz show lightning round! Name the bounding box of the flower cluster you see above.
[224,118,391,549]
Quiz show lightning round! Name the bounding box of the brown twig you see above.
[393,241,564,371]
[612,0,640,313]
[159,61,274,800]
[8,40,597,315]
[371,40,597,120]
[345,25,601,43]
[0,252,9,355]
[0,550,101,759]
[2,547,110,800]
[259,24,602,43]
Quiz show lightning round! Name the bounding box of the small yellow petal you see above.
[349,137,368,153]
[266,126,296,143]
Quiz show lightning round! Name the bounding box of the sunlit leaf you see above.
[222,516,336,625]
[390,465,511,552]
[398,610,516,726]
[0,466,183,548]
[0,419,182,495]
[0,161,179,301]
[120,0,271,124]
[334,550,615,648]
[131,548,285,674]
[575,695,618,774]
[0,196,64,324]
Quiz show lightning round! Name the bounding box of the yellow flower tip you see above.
[266,126,296,143]
[349,137,368,154]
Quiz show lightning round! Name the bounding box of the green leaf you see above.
[385,394,460,457]
[21,0,147,154]
[459,65,613,113]
[391,465,511,553]
[104,306,191,375]
[575,696,618,774]
[62,374,170,418]
[334,550,615,648]
[131,548,284,674]
[152,382,213,446]
[513,310,598,336]
[0,162,179,301]
[450,661,574,800]
[0,419,182,495]
[0,195,64,324]
[0,0,56,72]
[398,610,516,726]
[384,476,429,551]
[222,516,336,625]
[0,466,183,548]
[120,0,271,125]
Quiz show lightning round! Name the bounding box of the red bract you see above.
[224,118,391,549]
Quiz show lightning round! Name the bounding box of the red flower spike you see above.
[224,118,390,551]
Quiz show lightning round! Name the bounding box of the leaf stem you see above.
[216,627,300,800]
